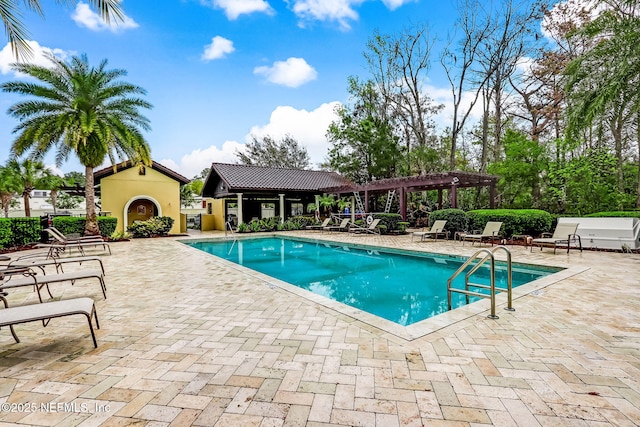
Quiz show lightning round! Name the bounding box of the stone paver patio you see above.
[1,230,639,426]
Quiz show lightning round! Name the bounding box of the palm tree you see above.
[7,158,48,217]
[39,172,66,214]
[0,165,21,218]
[1,0,124,59]
[1,53,152,235]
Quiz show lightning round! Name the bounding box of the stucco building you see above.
[94,161,190,234]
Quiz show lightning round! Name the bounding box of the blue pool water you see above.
[185,237,560,326]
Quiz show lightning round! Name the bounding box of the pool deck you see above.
[1,230,639,426]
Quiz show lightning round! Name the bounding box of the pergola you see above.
[324,171,500,220]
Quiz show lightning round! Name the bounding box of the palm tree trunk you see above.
[51,190,58,214]
[23,192,31,217]
[1,194,10,218]
[84,166,100,236]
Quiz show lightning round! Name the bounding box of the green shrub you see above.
[292,215,314,228]
[428,209,468,235]
[110,230,131,240]
[52,216,117,237]
[585,211,640,218]
[127,216,174,238]
[98,217,118,236]
[249,220,262,232]
[0,219,12,248]
[372,213,403,234]
[0,217,41,249]
[467,209,553,238]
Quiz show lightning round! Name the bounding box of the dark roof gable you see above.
[202,163,352,197]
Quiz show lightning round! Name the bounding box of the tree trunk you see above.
[51,190,58,214]
[84,166,100,236]
[23,192,31,217]
[1,194,10,218]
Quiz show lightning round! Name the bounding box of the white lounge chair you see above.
[45,227,104,243]
[9,255,105,275]
[412,220,448,242]
[36,240,112,258]
[462,221,503,246]
[306,218,331,230]
[531,223,582,254]
[1,267,106,302]
[323,218,350,233]
[349,218,381,234]
[0,297,99,348]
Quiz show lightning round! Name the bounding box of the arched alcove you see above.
[124,195,162,228]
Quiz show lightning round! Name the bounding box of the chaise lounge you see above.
[412,220,448,242]
[349,218,381,234]
[462,221,503,246]
[44,227,105,244]
[0,297,100,348]
[1,266,107,302]
[323,218,350,233]
[530,222,582,254]
[36,240,112,258]
[306,218,331,230]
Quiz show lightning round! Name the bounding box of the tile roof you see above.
[208,163,352,193]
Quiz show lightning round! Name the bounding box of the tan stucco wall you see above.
[100,166,182,234]
[201,199,226,231]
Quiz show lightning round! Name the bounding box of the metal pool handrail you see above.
[447,246,513,319]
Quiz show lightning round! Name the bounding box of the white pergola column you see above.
[237,193,244,224]
[279,193,285,223]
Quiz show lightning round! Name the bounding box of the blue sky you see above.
[0,0,494,179]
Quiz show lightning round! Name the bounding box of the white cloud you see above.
[254,57,317,88]
[0,41,72,75]
[207,0,274,20]
[72,2,138,32]
[201,36,235,61]
[380,0,416,10]
[291,0,363,30]
[247,102,341,167]
[45,164,65,177]
[167,102,340,176]
[163,140,244,179]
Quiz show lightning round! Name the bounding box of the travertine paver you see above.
[0,230,639,426]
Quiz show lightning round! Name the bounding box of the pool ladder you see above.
[447,246,514,319]
[225,221,236,238]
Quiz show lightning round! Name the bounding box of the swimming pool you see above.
[184,236,561,326]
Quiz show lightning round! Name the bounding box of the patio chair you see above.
[36,239,112,258]
[306,218,331,230]
[531,223,582,254]
[44,227,104,244]
[462,221,503,246]
[9,254,105,275]
[323,218,350,233]
[412,220,448,242]
[1,265,106,302]
[349,218,381,235]
[0,297,99,348]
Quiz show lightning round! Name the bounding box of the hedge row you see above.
[52,216,118,238]
[0,217,41,249]
[0,216,119,250]
[428,208,554,238]
[467,209,553,238]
